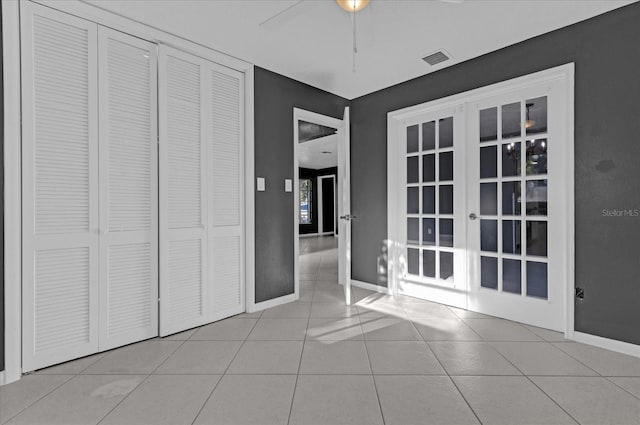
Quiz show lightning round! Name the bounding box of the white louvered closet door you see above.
[208,63,245,320]
[98,27,159,350]
[159,46,210,336]
[21,3,100,372]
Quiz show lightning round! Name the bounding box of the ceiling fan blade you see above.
[259,0,307,29]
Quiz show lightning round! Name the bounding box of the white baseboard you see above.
[572,331,640,359]
[247,293,297,313]
[350,279,391,295]
[0,371,5,386]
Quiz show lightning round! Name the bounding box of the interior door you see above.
[98,27,159,350]
[338,107,352,304]
[397,105,467,308]
[21,3,100,372]
[159,46,209,336]
[207,62,245,321]
[466,80,568,331]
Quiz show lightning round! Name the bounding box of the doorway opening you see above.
[293,107,350,305]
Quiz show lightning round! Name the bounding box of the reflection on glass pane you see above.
[407,248,419,276]
[408,218,419,245]
[423,186,435,214]
[527,261,548,299]
[480,107,498,142]
[527,221,547,257]
[440,219,454,247]
[407,125,419,153]
[480,146,497,178]
[439,117,454,148]
[423,154,435,182]
[408,156,419,183]
[503,220,521,254]
[423,218,436,246]
[439,151,454,181]
[502,102,521,139]
[502,182,522,215]
[481,256,498,289]
[503,259,522,294]
[423,121,436,151]
[407,187,419,214]
[440,251,454,280]
[502,142,521,177]
[480,183,497,215]
[423,250,436,278]
[526,139,548,175]
[439,185,453,214]
[526,180,547,215]
[525,97,547,135]
[481,220,498,252]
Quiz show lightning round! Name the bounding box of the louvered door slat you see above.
[21,3,99,372]
[98,27,158,350]
[159,47,209,336]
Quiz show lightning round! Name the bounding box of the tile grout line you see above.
[483,340,582,425]
[602,376,640,402]
[95,338,188,425]
[0,374,75,424]
[189,315,262,425]
[406,311,485,425]
[358,311,387,425]
[286,272,315,425]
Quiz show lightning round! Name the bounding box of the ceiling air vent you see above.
[422,50,451,66]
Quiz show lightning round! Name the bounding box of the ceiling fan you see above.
[259,0,465,29]
[259,0,464,71]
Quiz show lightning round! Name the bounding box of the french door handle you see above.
[340,214,356,221]
[469,213,479,220]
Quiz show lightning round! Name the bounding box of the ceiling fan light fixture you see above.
[336,0,370,12]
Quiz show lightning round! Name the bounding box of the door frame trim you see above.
[387,63,575,336]
[2,0,23,385]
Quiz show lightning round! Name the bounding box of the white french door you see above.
[389,66,573,332]
[466,79,570,331]
[395,104,468,308]
[98,27,159,350]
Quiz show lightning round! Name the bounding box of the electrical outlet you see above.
[575,287,585,299]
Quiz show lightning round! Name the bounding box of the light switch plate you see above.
[257,177,265,192]
[285,179,293,192]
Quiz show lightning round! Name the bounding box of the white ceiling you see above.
[299,134,338,169]
[86,0,634,99]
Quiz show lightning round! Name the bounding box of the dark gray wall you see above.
[254,67,349,303]
[299,166,338,235]
[350,3,640,345]
[1,5,5,372]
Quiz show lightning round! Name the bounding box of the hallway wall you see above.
[254,67,349,303]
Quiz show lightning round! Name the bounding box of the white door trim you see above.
[387,63,575,336]
[2,0,23,385]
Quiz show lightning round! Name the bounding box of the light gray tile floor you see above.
[3,236,640,425]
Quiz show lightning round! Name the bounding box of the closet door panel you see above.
[208,65,245,318]
[21,3,99,372]
[98,27,158,350]
[159,47,209,336]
